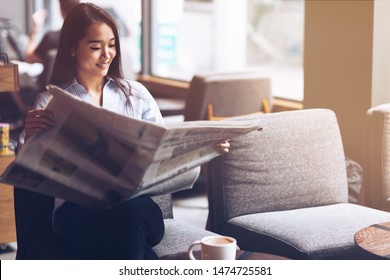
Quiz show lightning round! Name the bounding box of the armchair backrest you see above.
[207,109,348,232]
[150,166,201,219]
[363,104,390,211]
[184,71,271,121]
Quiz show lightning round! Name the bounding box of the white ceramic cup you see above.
[188,235,237,260]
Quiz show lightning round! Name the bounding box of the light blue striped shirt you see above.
[20,77,164,145]
[33,77,164,123]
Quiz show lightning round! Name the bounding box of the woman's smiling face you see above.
[73,22,117,80]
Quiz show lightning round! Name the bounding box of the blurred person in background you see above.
[24,0,80,64]
[21,0,80,104]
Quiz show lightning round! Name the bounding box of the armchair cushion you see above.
[153,219,217,257]
[224,203,390,259]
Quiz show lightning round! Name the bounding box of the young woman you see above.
[22,3,229,259]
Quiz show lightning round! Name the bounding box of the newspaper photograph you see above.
[0,85,262,208]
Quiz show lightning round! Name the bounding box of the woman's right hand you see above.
[24,109,56,142]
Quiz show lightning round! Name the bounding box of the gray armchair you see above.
[207,109,390,259]
[184,71,272,121]
[362,104,390,212]
[162,71,272,123]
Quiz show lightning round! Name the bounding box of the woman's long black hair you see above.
[50,2,129,96]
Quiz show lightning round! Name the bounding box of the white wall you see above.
[304,0,374,165]
[0,0,28,60]
[0,0,27,33]
[372,0,390,106]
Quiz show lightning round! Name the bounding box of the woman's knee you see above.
[115,197,165,245]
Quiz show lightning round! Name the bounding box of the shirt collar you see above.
[61,76,115,91]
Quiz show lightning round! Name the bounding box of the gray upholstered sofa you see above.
[207,109,390,259]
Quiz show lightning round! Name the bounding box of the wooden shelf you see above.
[0,64,19,93]
[0,63,19,245]
[0,153,16,244]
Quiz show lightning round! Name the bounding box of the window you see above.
[25,0,303,101]
[151,0,304,101]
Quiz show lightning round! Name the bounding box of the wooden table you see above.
[354,222,390,259]
[0,152,16,245]
[160,250,289,260]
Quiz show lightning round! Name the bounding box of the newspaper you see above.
[0,85,262,209]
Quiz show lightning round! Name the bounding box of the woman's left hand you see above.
[216,140,230,153]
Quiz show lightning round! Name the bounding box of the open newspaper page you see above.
[140,121,261,187]
[1,85,262,208]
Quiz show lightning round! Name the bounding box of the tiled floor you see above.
[0,193,209,260]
